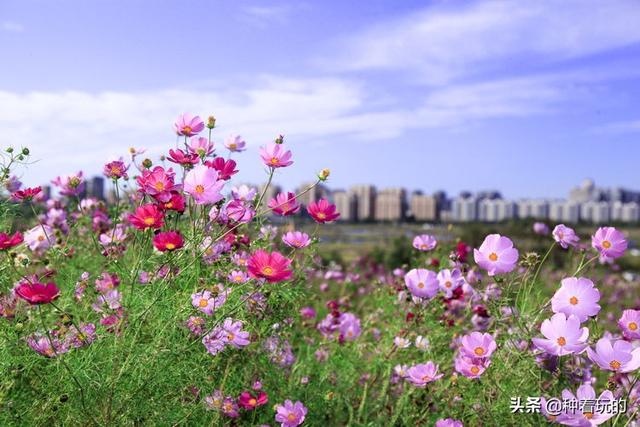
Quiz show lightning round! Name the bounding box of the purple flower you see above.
[221,318,250,348]
[191,286,228,316]
[405,361,443,387]
[454,354,491,379]
[275,400,307,427]
[282,231,311,249]
[412,234,437,251]
[557,383,615,425]
[618,309,640,340]
[533,222,549,235]
[435,418,464,427]
[473,234,519,276]
[592,226,627,259]
[551,277,601,322]
[404,268,439,299]
[587,338,640,373]
[437,268,464,298]
[552,224,580,249]
[460,332,497,359]
[531,313,589,356]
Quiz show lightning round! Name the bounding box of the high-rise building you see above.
[349,185,376,221]
[259,183,283,208]
[409,192,438,221]
[452,196,477,222]
[517,199,549,219]
[580,201,610,224]
[332,190,357,221]
[549,200,580,223]
[86,176,105,200]
[478,199,516,222]
[296,182,329,208]
[374,188,406,221]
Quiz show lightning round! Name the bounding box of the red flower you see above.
[15,282,60,305]
[160,192,186,213]
[0,232,23,250]
[12,186,42,201]
[307,199,340,223]
[204,157,238,180]
[167,149,199,167]
[128,204,165,230]
[456,241,470,262]
[238,391,268,410]
[153,231,184,252]
[247,250,293,283]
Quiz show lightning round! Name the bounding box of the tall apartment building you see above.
[86,176,105,200]
[478,199,516,222]
[549,200,580,224]
[259,183,283,206]
[349,185,376,221]
[374,188,406,221]
[580,201,610,224]
[517,199,549,219]
[296,182,329,208]
[332,190,357,221]
[452,196,477,222]
[409,192,438,221]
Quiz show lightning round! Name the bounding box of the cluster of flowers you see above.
[317,299,362,343]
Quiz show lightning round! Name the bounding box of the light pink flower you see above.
[183,165,225,204]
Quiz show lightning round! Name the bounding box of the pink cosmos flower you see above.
[52,171,84,197]
[191,288,228,316]
[435,419,464,427]
[231,185,257,201]
[183,165,225,205]
[204,157,239,180]
[592,226,627,259]
[225,200,255,223]
[174,113,205,136]
[404,268,439,299]
[533,222,549,235]
[454,355,491,379]
[24,225,56,252]
[274,400,307,427]
[552,224,580,249]
[473,234,519,276]
[557,383,616,426]
[260,142,293,168]
[587,337,640,373]
[460,332,497,359]
[94,272,120,294]
[551,277,601,322]
[221,318,250,348]
[405,362,443,387]
[0,232,23,250]
[128,204,164,230]
[238,391,268,410]
[618,309,640,340]
[437,268,464,298]
[224,135,246,152]
[307,199,340,223]
[269,192,301,216]
[531,313,589,356]
[153,231,184,252]
[227,270,249,284]
[103,160,129,180]
[282,231,311,249]
[136,166,180,202]
[247,250,293,283]
[15,282,60,305]
[160,192,186,213]
[188,136,214,158]
[167,149,199,167]
[413,234,437,251]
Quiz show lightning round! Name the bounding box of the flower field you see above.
[1,114,639,426]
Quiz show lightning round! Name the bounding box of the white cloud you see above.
[325,0,640,84]
[1,21,24,33]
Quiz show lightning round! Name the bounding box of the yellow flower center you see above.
[195,184,205,194]
[165,243,175,250]
[144,217,155,225]
[417,282,425,289]
[317,212,326,219]
[154,181,165,191]
[610,360,621,370]
[474,347,485,356]
[199,299,208,307]
[569,296,579,305]
[262,266,274,276]
[421,375,432,382]
[287,414,297,422]
[602,240,612,249]
[111,166,121,174]
[249,398,257,406]
[584,412,594,420]
[270,157,279,165]
[629,322,638,331]
[557,336,566,346]
[445,281,452,288]
[227,333,235,341]
[183,126,192,135]
[470,366,480,375]
[420,244,427,250]
[37,235,45,241]
[234,275,243,282]
[488,252,498,261]
[229,143,237,150]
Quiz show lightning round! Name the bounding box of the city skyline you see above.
[2,0,640,197]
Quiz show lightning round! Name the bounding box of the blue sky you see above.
[1,0,640,198]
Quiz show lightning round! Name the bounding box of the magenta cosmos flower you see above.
[587,338,640,373]
[282,231,311,249]
[153,231,184,252]
[247,250,293,283]
[136,166,180,202]
[473,234,519,276]
[128,204,164,230]
[551,277,601,322]
[103,160,129,180]
[437,268,464,298]
[260,142,293,168]
[413,234,437,251]
[183,165,224,205]
[552,224,579,249]
[618,309,640,340]
[405,361,443,387]
[460,332,497,359]
[275,400,307,427]
[0,231,23,250]
[307,199,340,223]
[224,135,246,152]
[435,419,464,427]
[532,313,589,356]
[204,157,239,181]
[591,226,627,259]
[404,268,439,299]
[269,192,301,216]
[51,171,84,196]
[174,113,205,136]
[15,282,61,305]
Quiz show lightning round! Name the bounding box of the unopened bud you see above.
[21,147,29,156]
[142,158,153,169]
[207,116,216,129]
[5,147,13,153]
[318,168,330,181]
[275,134,284,144]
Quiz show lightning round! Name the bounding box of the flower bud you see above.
[21,147,29,156]
[142,158,153,169]
[318,168,330,181]
[207,115,216,129]
[274,134,284,144]
[5,147,13,153]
